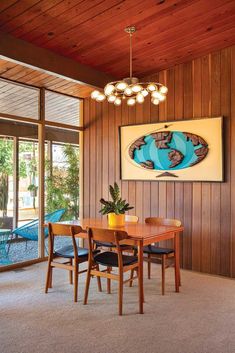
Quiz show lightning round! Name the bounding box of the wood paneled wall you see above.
[83,45,235,277]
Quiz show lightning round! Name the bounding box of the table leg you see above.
[174,232,180,292]
[138,240,144,314]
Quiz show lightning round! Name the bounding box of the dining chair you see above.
[144,217,182,295]
[45,223,101,302]
[94,214,139,294]
[84,227,140,315]
[125,214,139,223]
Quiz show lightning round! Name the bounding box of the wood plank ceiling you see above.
[0,58,93,98]
[0,0,234,79]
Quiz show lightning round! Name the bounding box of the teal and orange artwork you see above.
[121,117,223,181]
[129,131,209,175]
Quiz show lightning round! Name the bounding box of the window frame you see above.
[0,79,84,271]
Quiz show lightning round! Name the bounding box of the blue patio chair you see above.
[12,208,66,242]
[0,229,12,265]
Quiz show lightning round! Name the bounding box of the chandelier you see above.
[91,26,168,106]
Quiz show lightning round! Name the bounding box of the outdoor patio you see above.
[3,237,73,265]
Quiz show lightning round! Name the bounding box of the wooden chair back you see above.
[125,215,139,223]
[48,222,83,260]
[87,227,128,244]
[87,227,129,267]
[48,223,82,237]
[145,217,181,227]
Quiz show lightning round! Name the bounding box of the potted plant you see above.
[99,182,133,227]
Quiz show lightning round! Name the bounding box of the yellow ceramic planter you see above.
[108,213,125,227]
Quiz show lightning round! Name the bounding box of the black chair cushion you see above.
[94,251,138,267]
[143,245,174,255]
[55,245,99,259]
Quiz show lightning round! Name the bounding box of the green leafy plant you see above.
[99,182,133,215]
[27,184,37,191]
[27,184,38,194]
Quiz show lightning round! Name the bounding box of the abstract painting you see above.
[119,117,223,181]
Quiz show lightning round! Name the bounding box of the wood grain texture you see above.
[192,58,202,272]
[0,58,92,98]
[220,47,231,276]
[201,55,211,273]
[183,62,193,269]
[83,45,235,277]
[210,51,221,275]
[0,1,234,78]
[231,46,235,277]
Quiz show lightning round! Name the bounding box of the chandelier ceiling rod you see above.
[130,30,132,79]
[125,26,136,79]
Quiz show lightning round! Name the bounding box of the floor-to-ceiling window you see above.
[0,78,82,268]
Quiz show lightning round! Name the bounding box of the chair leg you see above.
[147,254,151,279]
[45,261,52,293]
[49,267,53,288]
[69,258,73,285]
[129,247,138,287]
[107,266,111,294]
[118,273,123,316]
[84,265,92,305]
[74,264,78,302]
[129,268,143,301]
[161,255,166,295]
[96,265,102,292]
[129,269,135,287]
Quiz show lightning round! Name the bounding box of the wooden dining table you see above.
[53,218,184,314]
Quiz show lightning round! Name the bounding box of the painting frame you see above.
[119,116,224,182]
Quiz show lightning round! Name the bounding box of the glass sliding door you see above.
[44,129,80,252]
[18,140,39,223]
[0,78,40,267]
[0,121,39,266]
[15,138,39,262]
[0,136,14,265]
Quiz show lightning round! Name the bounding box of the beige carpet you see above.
[1,262,235,353]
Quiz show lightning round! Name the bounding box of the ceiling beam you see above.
[0,31,114,88]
